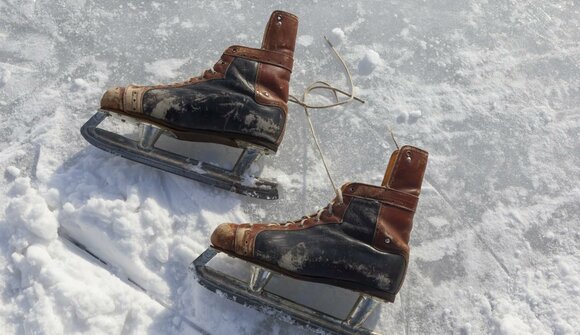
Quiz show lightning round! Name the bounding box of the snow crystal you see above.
[358,49,382,75]
[6,189,59,240]
[42,188,60,210]
[172,244,196,265]
[497,314,532,335]
[144,58,188,80]
[409,109,422,118]
[0,66,11,87]
[396,109,409,123]
[5,166,20,178]
[297,35,314,47]
[328,27,346,46]
[150,240,169,263]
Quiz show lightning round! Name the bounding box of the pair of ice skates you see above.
[82,11,428,335]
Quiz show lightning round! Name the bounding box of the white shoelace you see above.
[288,36,364,223]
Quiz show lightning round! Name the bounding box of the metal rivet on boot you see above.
[263,91,269,97]
[385,238,391,244]
[276,15,282,25]
[406,151,412,161]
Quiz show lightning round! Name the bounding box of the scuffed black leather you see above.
[142,58,285,149]
[254,199,405,294]
[341,197,381,244]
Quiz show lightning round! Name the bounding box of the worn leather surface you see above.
[142,58,286,147]
[100,86,124,111]
[99,10,298,150]
[210,145,429,298]
[261,11,298,55]
[373,146,428,261]
[254,224,406,294]
[384,146,428,196]
[223,46,293,71]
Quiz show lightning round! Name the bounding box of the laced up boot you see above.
[83,11,298,199]
[99,10,298,152]
[210,145,428,303]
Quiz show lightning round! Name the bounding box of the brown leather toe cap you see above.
[210,223,238,252]
[100,86,124,111]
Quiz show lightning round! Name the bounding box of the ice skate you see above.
[192,145,428,334]
[81,11,298,199]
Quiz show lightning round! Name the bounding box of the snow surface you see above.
[1,1,579,334]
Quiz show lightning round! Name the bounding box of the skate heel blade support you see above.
[138,124,163,151]
[343,295,380,327]
[248,265,272,293]
[192,248,382,335]
[80,111,278,199]
[232,145,262,177]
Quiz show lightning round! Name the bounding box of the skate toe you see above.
[211,223,238,252]
[100,86,125,111]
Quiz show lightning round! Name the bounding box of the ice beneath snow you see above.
[1,1,579,334]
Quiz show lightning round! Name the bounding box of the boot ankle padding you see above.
[262,11,298,55]
[382,145,428,196]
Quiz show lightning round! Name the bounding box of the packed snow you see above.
[1,1,579,334]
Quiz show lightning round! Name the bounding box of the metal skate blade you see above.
[191,248,383,335]
[80,111,278,200]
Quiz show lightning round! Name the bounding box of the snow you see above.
[1,1,579,335]
[328,28,346,46]
[145,58,190,81]
[297,35,314,47]
[5,166,20,178]
[358,49,383,75]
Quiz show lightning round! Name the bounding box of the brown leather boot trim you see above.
[385,145,429,196]
[122,85,150,114]
[261,11,298,55]
[255,63,290,145]
[223,46,294,72]
[381,149,400,186]
[372,204,412,258]
[342,183,419,212]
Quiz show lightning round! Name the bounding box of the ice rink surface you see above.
[0,1,578,334]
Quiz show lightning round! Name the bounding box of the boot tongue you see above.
[261,11,298,55]
[381,146,428,196]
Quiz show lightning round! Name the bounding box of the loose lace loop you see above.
[289,36,363,205]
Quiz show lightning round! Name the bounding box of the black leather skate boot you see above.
[82,11,298,199]
[100,10,298,152]
[211,145,428,303]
